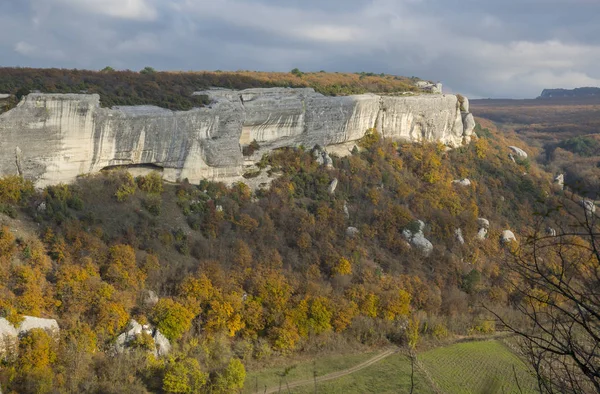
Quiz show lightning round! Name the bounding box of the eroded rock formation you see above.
[0,88,475,186]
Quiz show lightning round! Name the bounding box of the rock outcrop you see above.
[477,218,490,240]
[0,88,474,186]
[402,220,433,256]
[452,178,471,187]
[0,316,59,355]
[509,146,528,159]
[554,174,565,190]
[502,230,517,243]
[115,319,171,357]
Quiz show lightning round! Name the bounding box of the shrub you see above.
[242,140,260,156]
[0,176,34,204]
[137,172,164,194]
[142,195,162,216]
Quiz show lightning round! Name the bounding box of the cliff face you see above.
[0,88,475,186]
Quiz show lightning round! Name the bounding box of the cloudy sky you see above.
[2,0,600,98]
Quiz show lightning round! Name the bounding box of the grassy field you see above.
[419,339,538,394]
[242,350,379,394]
[288,352,434,394]
[243,339,540,394]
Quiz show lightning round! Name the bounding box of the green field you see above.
[243,351,379,394]
[419,340,538,394]
[289,352,434,394]
[243,339,539,394]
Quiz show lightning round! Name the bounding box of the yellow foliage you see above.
[332,257,353,276]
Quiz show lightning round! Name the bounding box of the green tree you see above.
[162,357,207,394]
[211,358,246,393]
[151,298,194,341]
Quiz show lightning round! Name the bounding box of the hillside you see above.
[471,96,600,195]
[539,87,600,99]
[0,117,567,392]
[0,68,421,111]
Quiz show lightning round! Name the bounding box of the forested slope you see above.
[0,122,565,393]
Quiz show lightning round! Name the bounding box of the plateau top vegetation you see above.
[0,67,424,111]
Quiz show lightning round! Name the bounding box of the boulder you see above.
[554,174,564,190]
[328,178,339,194]
[452,178,471,187]
[546,227,557,237]
[115,319,171,357]
[402,221,433,256]
[455,228,465,245]
[580,199,596,216]
[509,146,528,159]
[477,218,490,229]
[343,201,350,220]
[17,316,59,334]
[1,316,59,356]
[502,230,517,243]
[346,227,360,238]
[477,227,488,240]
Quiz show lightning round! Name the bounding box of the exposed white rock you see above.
[477,218,490,229]
[502,230,517,243]
[455,228,465,245]
[0,90,473,186]
[459,96,470,113]
[153,330,172,357]
[546,227,557,237]
[346,227,360,238]
[343,201,350,220]
[509,146,528,159]
[476,218,490,240]
[1,316,59,355]
[477,227,488,240]
[580,199,596,216]
[452,178,471,187]
[216,205,224,212]
[508,154,516,163]
[115,319,171,357]
[17,316,59,334]
[313,146,333,168]
[462,113,476,143]
[554,174,565,190]
[402,221,433,256]
[37,202,47,212]
[328,178,339,194]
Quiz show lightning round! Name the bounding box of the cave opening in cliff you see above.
[101,163,164,178]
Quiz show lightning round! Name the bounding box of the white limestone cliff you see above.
[0,88,475,186]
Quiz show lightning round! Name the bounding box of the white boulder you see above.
[477,218,490,229]
[402,221,433,256]
[509,146,528,159]
[115,319,171,357]
[502,230,517,243]
[452,178,471,187]
[455,229,465,245]
[328,178,339,194]
[346,227,360,238]
[554,174,564,190]
[580,199,596,216]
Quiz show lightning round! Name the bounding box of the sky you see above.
[2,0,600,98]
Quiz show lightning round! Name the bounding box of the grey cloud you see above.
[1,0,600,98]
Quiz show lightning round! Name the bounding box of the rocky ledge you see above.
[0,88,475,186]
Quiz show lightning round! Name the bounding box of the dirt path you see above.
[254,347,399,394]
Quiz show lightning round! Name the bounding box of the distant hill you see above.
[539,87,600,99]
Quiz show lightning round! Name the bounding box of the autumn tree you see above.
[151,298,195,341]
[492,200,600,393]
